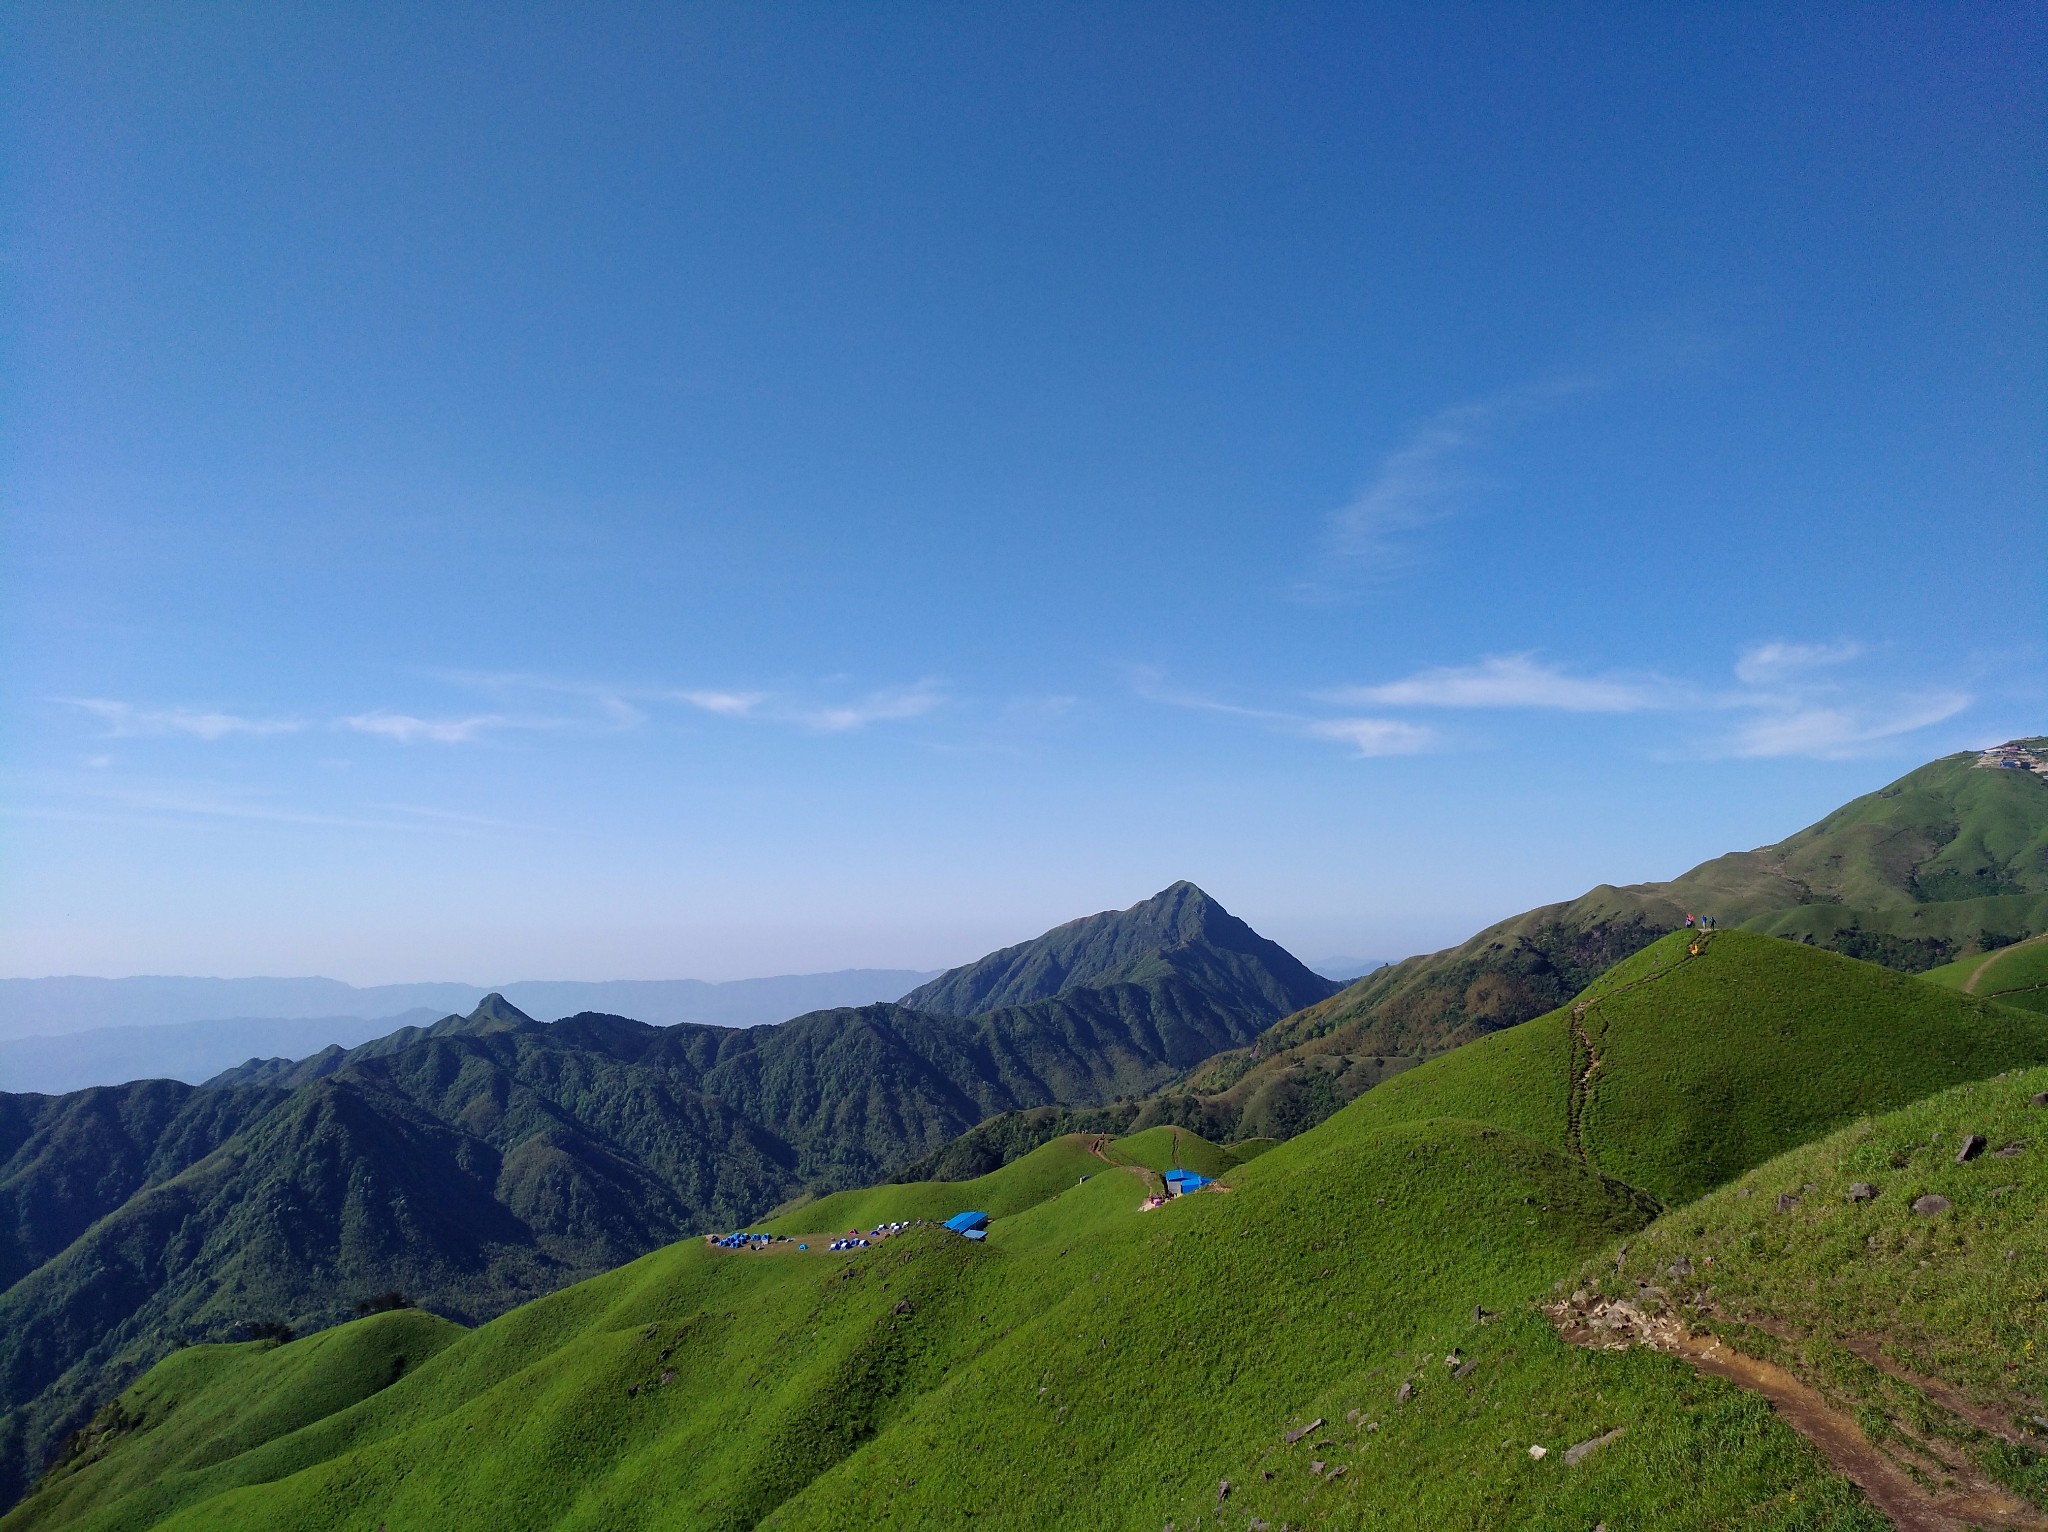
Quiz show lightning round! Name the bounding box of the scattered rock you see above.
[893,1299,913,1315]
[1776,1192,1800,1213]
[625,1384,639,1398]
[1528,1444,1548,1460]
[1473,1304,1495,1323]
[1666,1256,1693,1277]
[2032,1092,2048,1108]
[1216,1478,1231,1502]
[659,1368,675,1385]
[1846,1182,1878,1202]
[1396,1382,1413,1403]
[1911,1194,1952,1217]
[1956,1134,1987,1164]
[1736,1186,1754,1199]
[1326,1464,1347,1479]
[1345,1409,1361,1425]
[1285,1417,1325,1444]
[1994,1141,2027,1157]
[1564,1426,1626,1466]
[1247,1521,1268,1532]
[1309,1459,1325,1475]
[1454,1360,1478,1380]
[1444,1353,1463,1370]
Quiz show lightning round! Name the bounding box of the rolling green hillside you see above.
[1922,933,2048,1016]
[24,924,2048,1530]
[1337,930,2048,1204]
[5,1097,1912,1531]
[1179,745,2048,1146]
[0,884,1317,1510]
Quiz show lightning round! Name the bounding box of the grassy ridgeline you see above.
[1341,930,2048,1204]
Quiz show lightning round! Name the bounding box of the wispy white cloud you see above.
[65,699,305,739]
[1328,654,1666,713]
[1720,691,1973,760]
[794,681,946,733]
[1306,718,1438,757]
[1733,640,1863,686]
[1134,670,1437,759]
[1313,377,1597,587]
[341,711,512,744]
[672,689,765,717]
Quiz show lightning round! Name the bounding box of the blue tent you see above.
[1165,1169,1210,1195]
[943,1210,990,1234]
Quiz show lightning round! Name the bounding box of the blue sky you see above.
[3,3,2042,982]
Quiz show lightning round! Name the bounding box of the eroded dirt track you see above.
[1550,1297,2048,1532]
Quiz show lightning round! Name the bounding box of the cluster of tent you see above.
[708,1231,788,1250]
[831,1220,914,1251]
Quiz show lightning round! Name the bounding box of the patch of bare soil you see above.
[1547,1295,2047,1532]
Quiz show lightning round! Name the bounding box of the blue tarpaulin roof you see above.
[943,1211,990,1233]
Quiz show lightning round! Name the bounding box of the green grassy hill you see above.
[1337,929,2048,1204]
[1188,744,2048,1142]
[1922,933,2048,1016]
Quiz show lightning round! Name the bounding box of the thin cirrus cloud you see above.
[791,680,947,733]
[62,675,949,751]
[1131,668,1433,758]
[1309,376,1597,591]
[341,711,516,744]
[1732,640,1863,686]
[1325,653,1666,713]
[64,699,306,739]
[1306,717,1438,757]
[1722,690,1973,761]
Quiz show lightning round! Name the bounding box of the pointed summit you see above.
[900,882,1337,1019]
[426,992,542,1037]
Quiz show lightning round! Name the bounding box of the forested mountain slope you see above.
[899,880,1337,1017]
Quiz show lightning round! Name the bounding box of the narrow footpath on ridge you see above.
[1564,929,1713,1164]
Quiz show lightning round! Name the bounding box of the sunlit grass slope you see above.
[1578,1064,2048,1511]
[9,1105,1890,1532]
[15,928,2044,1531]
[763,1132,1107,1234]
[1922,934,2048,1016]
[764,1124,1256,1238]
[6,1310,462,1532]
[1340,930,2048,1204]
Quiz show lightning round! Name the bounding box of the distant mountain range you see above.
[0,970,944,1043]
[0,972,944,1093]
[0,884,1330,1509]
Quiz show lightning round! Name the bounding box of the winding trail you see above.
[1563,931,1713,1164]
[1961,932,2048,995]
[1551,1299,2048,1531]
